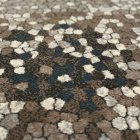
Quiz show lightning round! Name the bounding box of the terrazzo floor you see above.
[0,0,140,140]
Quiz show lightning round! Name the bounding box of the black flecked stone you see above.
[57,90,74,102]
[19,52,32,60]
[93,62,108,71]
[102,76,127,89]
[59,24,70,29]
[10,73,38,93]
[4,30,34,42]
[54,47,63,57]
[80,100,96,112]
[78,57,91,66]
[121,50,133,62]
[80,73,94,83]
[84,88,96,98]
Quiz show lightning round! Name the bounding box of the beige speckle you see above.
[15,82,28,91]
[39,65,53,75]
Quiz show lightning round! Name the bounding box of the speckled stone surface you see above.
[0,0,140,139]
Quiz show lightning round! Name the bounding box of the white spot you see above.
[43,24,54,30]
[102,70,114,79]
[30,51,39,59]
[126,116,140,130]
[121,86,136,98]
[73,30,83,35]
[57,74,71,83]
[70,52,82,58]
[35,35,44,42]
[83,64,95,73]
[58,120,74,135]
[0,126,8,140]
[55,98,65,111]
[90,57,100,63]
[96,87,109,97]
[113,104,127,117]
[97,38,107,45]
[127,106,140,117]
[28,29,39,35]
[14,67,25,74]
[0,68,4,75]
[0,102,10,114]
[40,98,55,110]
[102,50,113,57]
[117,62,128,71]
[104,95,117,107]
[133,86,140,95]
[48,41,58,49]
[10,41,21,48]
[63,47,75,53]
[10,59,24,68]
[116,44,126,50]
[10,101,25,113]
[54,34,63,42]
[112,117,128,130]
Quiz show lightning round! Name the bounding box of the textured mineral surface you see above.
[0,0,140,139]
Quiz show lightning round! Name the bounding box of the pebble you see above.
[10,40,21,48]
[54,34,63,42]
[83,64,95,73]
[73,30,83,35]
[55,98,65,111]
[14,66,25,74]
[48,41,58,49]
[112,117,128,130]
[0,68,4,75]
[27,122,43,137]
[0,126,8,140]
[28,29,39,35]
[10,59,24,68]
[63,47,75,53]
[0,102,10,114]
[99,133,110,140]
[10,101,25,113]
[39,65,53,75]
[121,86,136,98]
[116,44,126,50]
[90,56,100,63]
[113,104,127,117]
[104,95,117,107]
[35,35,44,42]
[15,82,28,91]
[126,116,140,130]
[97,38,107,45]
[43,24,54,30]
[44,123,58,137]
[102,70,114,79]
[133,86,140,94]
[117,62,128,71]
[102,50,113,57]
[58,120,74,135]
[108,39,119,44]
[0,114,19,129]
[70,52,82,58]
[40,97,55,110]
[125,14,134,19]
[127,106,140,117]
[96,87,109,97]
[128,61,140,70]
[57,74,71,83]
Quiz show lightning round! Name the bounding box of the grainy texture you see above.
[0,0,140,139]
